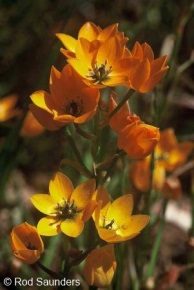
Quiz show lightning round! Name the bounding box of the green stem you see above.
[163,3,194,92]
[190,162,194,237]
[74,123,97,141]
[108,89,135,120]
[144,200,168,281]
[101,150,126,186]
[64,126,93,179]
[129,243,140,290]
[36,261,62,279]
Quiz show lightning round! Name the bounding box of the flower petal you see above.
[106,194,134,225]
[13,249,42,264]
[130,58,150,90]
[97,36,123,66]
[78,22,100,41]
[123,215,150,236]
[71,179,96,209]
[49,172,74,202]
[97,228,121,243]
[56,33,77,52]
[68,58,90,79]
[37,217,61,236]
[97,23,118,42]
[30,90,57,113]
[30,194,56,215]
[60,216,84,237]
[29,104,61,131]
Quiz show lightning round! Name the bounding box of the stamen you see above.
[87,59,112,84]
[52,199,82,221]
[65,100,83,117]
[105,219,115,230]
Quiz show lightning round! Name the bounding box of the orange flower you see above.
[131,156,165,192]
[161,176,182,200]
[93,187,149,243]
[0,94,20,122]
[126,42,169,92]
[20,110,45,137]
[30,172,96,237]
[57,22,128,59]
[156,128,193,171]
[131,128,193,194]
[83,244,117,287]
[118,122,160,159]
[30,64,100,130]
[10,222,44,264]
[108,91,141,133]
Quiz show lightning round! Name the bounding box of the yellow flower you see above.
[83,244,117,287]
[66,35,137,88]
[118,121,160,159]
[10,222,44,264]
[57,22,128,59]
[127,42,169,92]
[20,110,45,137]
[0,94,20,122]
[93,187,149,243]
[30,172,96,237]
[30,64,100,130]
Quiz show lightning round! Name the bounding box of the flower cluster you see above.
[10,22,172,288]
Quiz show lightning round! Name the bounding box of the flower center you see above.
[66,100,83,117]
[87,60,112,84]
[26,241,37,250]
[54,199,81,220]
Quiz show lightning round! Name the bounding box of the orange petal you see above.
[13,249,42,264]
[71,179,96,209]
[78,22,100,41]
[60,48,75,58]
[97,23,118,42]
[158,128,177,151]
[141,43,154,61]
[150,55,168,73]
[76,38,95,65]
[97,36,123,66]
[82,200,98,222]
[131,42,143,59]
[30,90,57,113]
[29,104,61,131]
[93,186,111,207]
[130,59,150,90]
[141,67,168,92]
[49,66,65,107]
[49,172,74,202]
[98,228,119,243]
